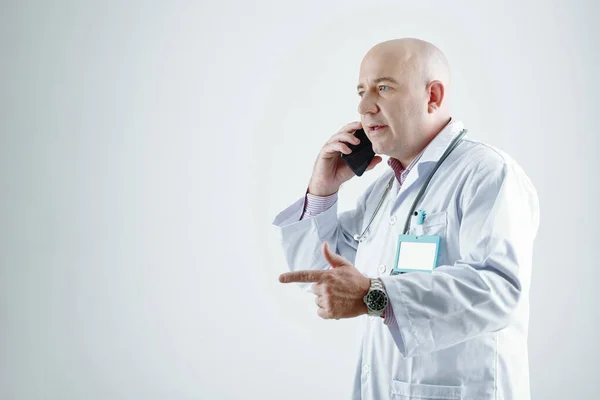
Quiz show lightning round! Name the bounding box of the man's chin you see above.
[371,142,385,156]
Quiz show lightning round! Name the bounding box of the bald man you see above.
[273,38,539,400]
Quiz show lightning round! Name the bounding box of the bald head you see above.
[356,38,452,166]
[361,38,451,93]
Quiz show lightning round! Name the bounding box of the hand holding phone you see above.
[307,122,382,197]
[341,128,376,176]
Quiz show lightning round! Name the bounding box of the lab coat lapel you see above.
[393,120,466,209]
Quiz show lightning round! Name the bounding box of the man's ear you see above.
[427,80,445,113]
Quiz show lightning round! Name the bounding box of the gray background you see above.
[1,0,598,399]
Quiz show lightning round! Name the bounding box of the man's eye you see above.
[358,91,364,97]
[379,85,389,92]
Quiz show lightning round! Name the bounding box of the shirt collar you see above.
[387,150,423,185]
[386,118,465,184]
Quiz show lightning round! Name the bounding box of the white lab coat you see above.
[272,121,540,399]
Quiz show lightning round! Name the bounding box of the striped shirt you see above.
[298,152,424,326]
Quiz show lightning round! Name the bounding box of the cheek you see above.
[385,100,412,121]
[382,99,416,132]
[392,105,422,126]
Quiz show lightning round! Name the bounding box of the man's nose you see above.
[358,93,379,115]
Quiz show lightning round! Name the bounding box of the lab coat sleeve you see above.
[271,178,380,291]
[379,161,540,357]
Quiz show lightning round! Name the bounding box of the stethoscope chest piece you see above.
[353,233,368,242]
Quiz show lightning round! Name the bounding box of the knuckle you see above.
[324,296,333,309]
[325,272,338,282]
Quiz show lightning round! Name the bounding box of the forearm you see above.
[381,265,521,357]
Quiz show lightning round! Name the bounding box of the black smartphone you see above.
[341,128,375,176]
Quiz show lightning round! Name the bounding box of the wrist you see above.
[308,189,339,197]
[358,276,371,316]
[307,182,339,197]
[361,276,371,297]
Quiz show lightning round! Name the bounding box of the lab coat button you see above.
[362,364,370,374]
[378,264,386,274]
[389,215,397,225]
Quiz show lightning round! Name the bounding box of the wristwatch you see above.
[363,278,388,316]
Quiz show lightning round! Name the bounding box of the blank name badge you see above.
[391,234,441,275]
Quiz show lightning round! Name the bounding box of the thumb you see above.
[322,241,348,268]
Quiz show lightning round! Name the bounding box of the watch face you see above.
[366,289,387,311]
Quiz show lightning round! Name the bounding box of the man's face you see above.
[356,50,427,157]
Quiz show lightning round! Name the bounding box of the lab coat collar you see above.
[418,118,465,165]
[398,118,466,191]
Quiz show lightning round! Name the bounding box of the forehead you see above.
[357,49,413,86]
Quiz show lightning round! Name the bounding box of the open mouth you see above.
[369,125,388,134]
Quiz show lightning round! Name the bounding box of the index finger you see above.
[339,121,362,133]
[279,270,327,283]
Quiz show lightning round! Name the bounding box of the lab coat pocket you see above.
[412,210,448,237]
[391,379,463,399]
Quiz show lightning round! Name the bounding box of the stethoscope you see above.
[353,129,467,243]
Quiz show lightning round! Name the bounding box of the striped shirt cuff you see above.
[380,279,397,326]
[299,191,338,220]
[383,300,397,326]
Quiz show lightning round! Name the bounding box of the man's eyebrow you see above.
[357,77,399,90]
